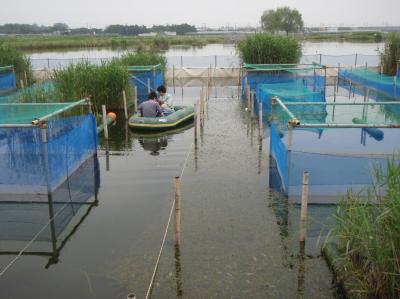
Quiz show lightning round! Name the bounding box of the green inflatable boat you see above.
[129,105,195,131]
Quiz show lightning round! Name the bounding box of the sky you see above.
[0,0,399,28]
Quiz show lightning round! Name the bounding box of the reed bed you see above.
[237,33,301,64]
[381,33,400,76]
[327,158,400,298]
[0,43,34,86]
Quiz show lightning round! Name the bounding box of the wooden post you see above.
[127,293,136,299]
[246,86,250,110]
[323,66,327,99]
[337,63,341,92]
[299,172,309,243]
[101,105,109,140]
[250,90,254,116]
[354,53,358,68]
[134,86,138,112]
[194,103,198,143]
[172,64,175,87]
[147,78,151,93]
[174,176,182,245]
[258,102,263,141]
[122,90,128,120]
[20,79,24,89]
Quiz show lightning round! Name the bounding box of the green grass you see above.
[0,43,34,87]
[381,33,400,76]
[326,158,400,298]
[237,33,301,64]
[304,31,384,43]
[52,60,131,113]
[119,51,167,69]
[0,35,226,51]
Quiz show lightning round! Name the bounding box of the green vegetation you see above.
[261,7,303,36]
[0,35,224,51]
[237,33,301,64]
[304,31,384,43]
[326,158,400,298]
[0,43,34,87]
[120,51,167,69]
[381,33,400,76]
[53,60,131,113]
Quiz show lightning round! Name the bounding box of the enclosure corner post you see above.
[299,171,309,243]
[174,176,182,246]
[122,90,128,120]
[101,104,109,140]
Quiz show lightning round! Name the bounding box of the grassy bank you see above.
[304,31,385,43]
[325,158,400,298]
[0,35,226,51]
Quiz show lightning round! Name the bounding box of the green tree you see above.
[261,7,303,36]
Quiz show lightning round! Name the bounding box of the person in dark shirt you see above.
[138,91,164,117]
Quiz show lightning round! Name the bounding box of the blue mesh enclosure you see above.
[0,114,98,195]
[339,68,400,100]
[0,156,99,255]
[129,70,164,103]
[256,79,326,116]
[241,64,326,100]
[0,66,17,94]
[269,126,400,202]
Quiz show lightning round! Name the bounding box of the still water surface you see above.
[0,83,335,298]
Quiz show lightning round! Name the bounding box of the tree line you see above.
[0,23,197,35]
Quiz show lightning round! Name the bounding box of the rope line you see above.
[144,140,194,299]
[0,202,70,277]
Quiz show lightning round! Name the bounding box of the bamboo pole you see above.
[299,171,309,243]
[250,90,254,117]
[246,86,250,110]
[122,90,128,120]
[20,79,24,89]
[258,102,263,141]
[147,78,151,93]
[127,294,136,299]
[134,86,138,113]
[172,64,175,87]
[174,176,182,245]
[194,103,198,143]
[102,105,109,140]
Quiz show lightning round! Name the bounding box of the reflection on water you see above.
[139,137,168,156]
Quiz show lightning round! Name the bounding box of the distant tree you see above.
[52,23,69,32]
[261,7,303,36]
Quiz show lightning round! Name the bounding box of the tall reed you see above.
[381,33,400,76]
[119,51,167,70]
[328,158,400,298]
[53,60,130,113]
[0,43,34,87]
[237,33,301,64]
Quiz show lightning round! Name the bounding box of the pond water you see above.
[27,42,383,69]
[0,83,336,298]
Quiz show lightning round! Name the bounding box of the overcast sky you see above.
[0,0,399,28]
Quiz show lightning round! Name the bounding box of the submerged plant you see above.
[328,158,400,298]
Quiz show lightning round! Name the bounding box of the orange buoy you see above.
[107,112,117,121]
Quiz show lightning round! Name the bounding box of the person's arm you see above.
[166,93,173,106]
[138,103,143,117]
[156,103,164,116]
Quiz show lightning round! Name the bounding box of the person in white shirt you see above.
[157,85,173,107]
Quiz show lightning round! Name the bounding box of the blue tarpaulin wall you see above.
[339,67,400,100]
[0,66,17,95]
[0,114,98,195]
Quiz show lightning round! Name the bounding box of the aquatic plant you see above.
[119,51,167,70]
[381,33,400,76]
[327,158,400,298]
[236,33,301,64]
[53,60,131,113]
[0,43,34,87]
